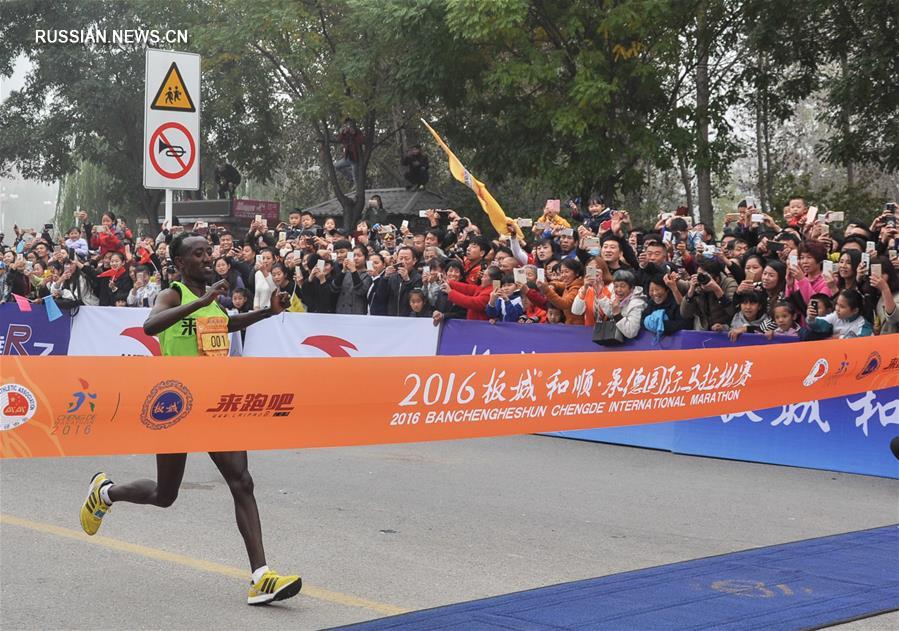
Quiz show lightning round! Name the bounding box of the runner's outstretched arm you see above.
[227,291,289,332]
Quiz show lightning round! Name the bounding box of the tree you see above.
[0,1,285,229]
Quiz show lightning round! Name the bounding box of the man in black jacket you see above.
[385,246,422,316]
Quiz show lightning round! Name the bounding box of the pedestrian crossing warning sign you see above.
[150,62,196,112]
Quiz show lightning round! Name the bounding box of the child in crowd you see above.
[546,306,565,324]
[765,301,802,338]
[64,227,89,260]
[807,289,873,338]
[408,288,433,318]
[230,287,251,314]
[518,290,547,324]
[486,275,524,322]
[725,290,772,340]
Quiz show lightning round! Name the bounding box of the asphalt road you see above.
[1,435,897,630]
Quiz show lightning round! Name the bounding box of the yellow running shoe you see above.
[79,472,113,536]
[247,570,302,606]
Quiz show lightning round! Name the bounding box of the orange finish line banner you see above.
[1,336,895,459]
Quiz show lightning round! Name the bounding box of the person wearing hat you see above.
[596,269,647,339]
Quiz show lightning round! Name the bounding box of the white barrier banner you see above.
[69,306,242,357]
[243,312,439,357]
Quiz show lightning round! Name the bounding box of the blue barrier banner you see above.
[0,303,71,356]
[438,319,897,478]
[437,320,798,355]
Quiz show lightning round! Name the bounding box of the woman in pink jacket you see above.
[786,240,832,304]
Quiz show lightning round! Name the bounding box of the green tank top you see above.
[159,281,229,357]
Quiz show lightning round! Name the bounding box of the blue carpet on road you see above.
[340,525,899,631]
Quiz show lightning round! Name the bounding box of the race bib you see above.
[196,316,230,357]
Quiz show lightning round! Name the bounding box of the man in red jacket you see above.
[441,266,502,320]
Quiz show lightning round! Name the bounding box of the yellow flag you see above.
[421,119,523,239]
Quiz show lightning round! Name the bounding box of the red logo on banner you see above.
[301,335,358,357]
[2,392,29,417]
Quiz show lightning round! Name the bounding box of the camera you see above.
[457,217,470,230]
[44,223,53,230]
[697,272,711,285]
[885,202,896,212]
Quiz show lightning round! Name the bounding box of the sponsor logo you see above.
[0,383,38,431]
[884,357,899,372]
[206,393,295,418]
[301,335,357,358]
[856,351,881,380]
[141,380,192,430]
[802,358,829,387]
[0,323,56,355]
[52,378,103,437]
[831,354,850,380]
[120,327,161,356]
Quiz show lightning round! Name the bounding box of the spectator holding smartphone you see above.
[385,246,422,316]
[538,258,585,325]
[442,265,499,320]
[869,255,899,335]
[807,289,872,338]
[486,274,525,322]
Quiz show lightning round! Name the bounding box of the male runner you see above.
[79,232,302,606]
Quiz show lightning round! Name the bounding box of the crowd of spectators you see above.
[1,196,897,342]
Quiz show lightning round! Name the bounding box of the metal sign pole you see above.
[165,189,173,227]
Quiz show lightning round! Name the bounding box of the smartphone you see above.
[403,235,414,246]
[279,231,287,242]
[255,214,262,223]
[705,244,717,255]
[822,260,834,275]
[583,236,600,249]
[585,265,597,280]
[810,301,818,316]
[418,210,430,218]
[255,254,263,265]
[768,241,785,253]
[212,245,221,258]
[422,265,430,276]
[825,211,844,223]
[861,252,871,267]
[724,213,740,223]
[517,218,533,228]
[401,220,409,230]
[788,253,798,267]
[536,268,545,282]
[744,197,758,209]
[806,206,818,224]
[316,259,325,272]
[750,213,764,224]
[366,260,374,271]
[513,268,527,284]
[560,228,574,237]
[866,241,876,253]
[870,263,882,278]
[889,249,897,260]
